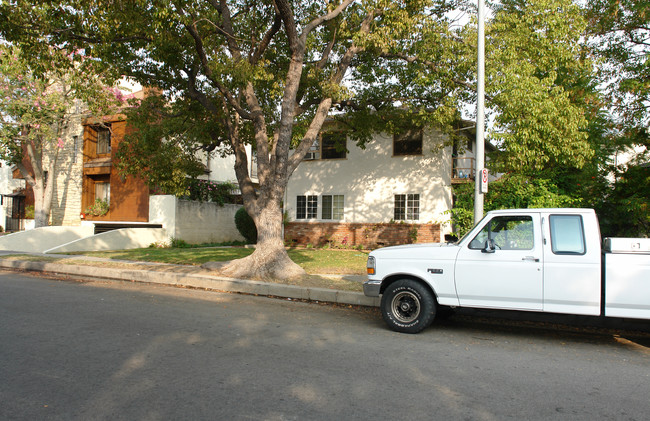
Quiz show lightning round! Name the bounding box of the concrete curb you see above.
[0,259,381,308]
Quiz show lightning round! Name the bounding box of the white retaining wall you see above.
[46,228,168,253]
[149,195,245,244]
[0,196,244,253]
[0,226,94,253]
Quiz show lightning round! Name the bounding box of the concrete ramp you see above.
[0,227,95,253]
[45,228,168,253]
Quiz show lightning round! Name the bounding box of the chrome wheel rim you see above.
[391,291,421,323]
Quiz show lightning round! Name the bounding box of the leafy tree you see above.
[114,94,221,197]
[0,0,606,277]
[600,164,650,236]
[450,173,580,235]
[582,0,649,236]
[585,0,649,134]
[2,0,465,279]
[0,45,122,227]
[485,0,595,172]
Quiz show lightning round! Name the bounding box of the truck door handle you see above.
[522,256,540,262]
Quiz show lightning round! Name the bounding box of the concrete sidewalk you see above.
[0,253,380,308]
[3,252,649,334]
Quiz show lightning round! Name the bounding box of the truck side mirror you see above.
[482,239,496,254]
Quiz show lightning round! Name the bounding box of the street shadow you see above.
[428,307,650,349]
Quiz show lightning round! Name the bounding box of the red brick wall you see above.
[284,222,441,248]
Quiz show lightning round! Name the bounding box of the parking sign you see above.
[480,168,489,193]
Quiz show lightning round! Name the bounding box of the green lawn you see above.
[72,247,369,275]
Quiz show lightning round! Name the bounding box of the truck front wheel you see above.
[381,279,436,333]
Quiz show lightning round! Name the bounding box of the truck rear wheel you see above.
[381,279,436,333]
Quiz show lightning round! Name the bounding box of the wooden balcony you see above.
[452,157,475,184]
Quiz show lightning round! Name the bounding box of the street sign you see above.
[480,168,489,193]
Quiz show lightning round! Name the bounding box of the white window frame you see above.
[394,193,420,221]
[322,194,344,220]
[296,195,318,219]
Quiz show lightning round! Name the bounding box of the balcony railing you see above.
[452,157,475,183]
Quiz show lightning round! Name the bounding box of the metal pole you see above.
[474,0,486,225]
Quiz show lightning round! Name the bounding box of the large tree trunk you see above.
[32,185,48,228]
[19,138,57,228]
[22,152,56,229]
[33,177,54,228]
[220,202,305,280]
[198,1,363,281]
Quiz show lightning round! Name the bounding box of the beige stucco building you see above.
[284,126,476,247]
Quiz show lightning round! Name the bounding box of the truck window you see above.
[469,216,534,250]
[549,215,586,255]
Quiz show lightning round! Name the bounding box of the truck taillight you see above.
[367,256,376,275]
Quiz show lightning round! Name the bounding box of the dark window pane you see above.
[97,127,111,155]
[394,194,406,220]
[322,195,332,219]
[393,129,422,156]
[321,132,346,159]
[297,196,306,219]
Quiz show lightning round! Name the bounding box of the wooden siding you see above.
[82,119,149,222]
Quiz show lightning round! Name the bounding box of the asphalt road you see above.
[1,270,649,420]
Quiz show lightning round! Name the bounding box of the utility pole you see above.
[474,0,486,225]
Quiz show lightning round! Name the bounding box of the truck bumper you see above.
[363,279,382,297]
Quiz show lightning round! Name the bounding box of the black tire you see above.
[380,279,437,334]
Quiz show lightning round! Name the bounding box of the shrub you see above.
[182,179,236,205]
[234,207,257,244]
[85,198,110,216]
[450,173,579,237]
[149,239,171,248]
[170,237,189,248]
[25,205,35,219]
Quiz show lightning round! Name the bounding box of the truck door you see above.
[541,212,601,316]
[455,214,543,310]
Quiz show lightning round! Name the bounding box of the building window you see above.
[393,129,423,156]
[95,181,110,204]
[304,140,320,160]
[321,133,346,160]
[297,195,317,219]
[303,132,347,161]
[96,126,111,155]
[322,195,344,220]
[394,194,420,221]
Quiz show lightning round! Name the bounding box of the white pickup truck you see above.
[364,208,650,333]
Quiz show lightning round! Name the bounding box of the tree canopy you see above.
[1,0,646,273]
[0,44,122,227]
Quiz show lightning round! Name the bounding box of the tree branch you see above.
[381,51,493,102]
[182,19,252,120]
[302,0,356,37]
[273,0,300,54]
[250,14,282,65]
